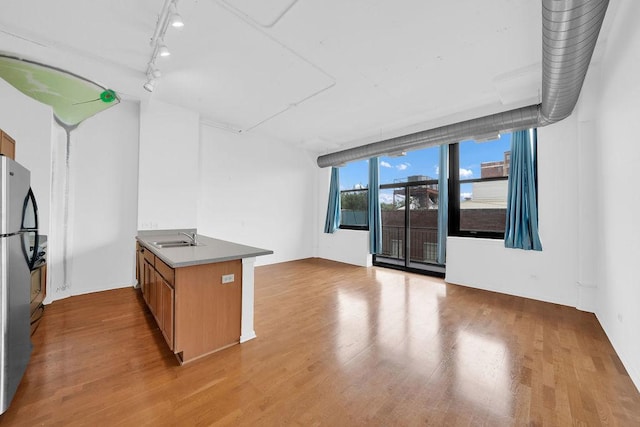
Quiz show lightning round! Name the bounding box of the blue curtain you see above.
[324,167,341,233]
[368,157,382,254]
[505,129,542,250]
[437,145,448,264]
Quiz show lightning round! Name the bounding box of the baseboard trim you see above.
[240,331,257,343]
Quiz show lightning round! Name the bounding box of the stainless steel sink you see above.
[152,240,198,249]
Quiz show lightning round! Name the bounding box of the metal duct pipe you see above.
[540,0,609,124]
[317,0,609,168]
[317,105,540,167]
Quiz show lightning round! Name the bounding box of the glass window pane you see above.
[379,148,439,185]
[458,135,511,182]
[408,184,439,263]
[339,159,369,229]
[458,136,511,234]
[459,180,508,233]
[380,187,404,259]
[340,190,368,227]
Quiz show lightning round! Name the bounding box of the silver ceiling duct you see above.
[317,0,609,168]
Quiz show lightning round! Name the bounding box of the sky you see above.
[339,133,512,192]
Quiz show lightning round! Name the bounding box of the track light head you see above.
[143,79,156,92]
[158,44,170,57]
[170,13,184,28]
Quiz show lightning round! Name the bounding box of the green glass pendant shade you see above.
[0,53,120,127]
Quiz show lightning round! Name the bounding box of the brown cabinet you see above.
[136,240,242,364]
[0,129,16,159]
[160,277,174,349]
[174,260,242,363]
[149,267,159,318]
[136,242,144,288]
[139,248,175,351]
[142,259,151,305]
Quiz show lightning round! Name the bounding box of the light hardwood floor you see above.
[2,258,639,425]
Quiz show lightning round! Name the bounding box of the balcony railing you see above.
[380,225,439,264]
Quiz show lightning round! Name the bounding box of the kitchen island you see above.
[136,230,272,364]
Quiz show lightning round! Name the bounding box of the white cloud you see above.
[460,168,473,178]
[396,163,410,171]
[354,183,366,189]
[380,161,392,168]
[461,192,473,200]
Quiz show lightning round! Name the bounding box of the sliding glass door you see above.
[374,147,445,275]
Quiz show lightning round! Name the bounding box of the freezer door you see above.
[0,234,32,414]
[0,156,30,236]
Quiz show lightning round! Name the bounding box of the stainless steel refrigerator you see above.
[0,156,39,414]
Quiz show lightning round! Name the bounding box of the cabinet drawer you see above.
[143,246,155,265]
[155,257,175,286]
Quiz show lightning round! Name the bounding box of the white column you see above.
[240,257,257,343]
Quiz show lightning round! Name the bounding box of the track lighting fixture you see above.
[144,0,184,92]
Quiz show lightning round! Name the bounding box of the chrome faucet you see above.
[180,231,198,246]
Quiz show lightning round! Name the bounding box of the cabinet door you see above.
[142,260,152,305]
[0,131,16,159]
[136,243,144,287]
[160,277,174,350]
[151,269,160,322]
[147,262,158,317]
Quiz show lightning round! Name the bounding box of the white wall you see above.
[197,125,317,266]
[55,101,140,297]
[575,64,601,312]
[138,99,200,230]
[317,229,372,267]
[589,0,640,390]
[446,115,581,307]
[316,166,372,267]
[0,78,53,236]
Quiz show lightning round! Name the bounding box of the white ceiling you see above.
[0,0,573,153]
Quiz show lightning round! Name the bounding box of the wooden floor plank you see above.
[1,258,639,425]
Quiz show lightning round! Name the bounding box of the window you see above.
[339,159,368,230]
[448,134,517,238]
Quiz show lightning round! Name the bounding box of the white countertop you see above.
[137,230,273,268]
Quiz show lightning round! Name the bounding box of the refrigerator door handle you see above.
[21,188,38,231]
[20,188,39,270]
